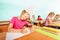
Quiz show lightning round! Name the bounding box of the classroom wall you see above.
[0,0,60,21]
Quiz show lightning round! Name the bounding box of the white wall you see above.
[0,0,60,20]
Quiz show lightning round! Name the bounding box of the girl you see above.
[53,14,60,22]
[45,12,55,26]
[37,15,44,27]
[8,10,34,33]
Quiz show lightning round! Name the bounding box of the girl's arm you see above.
[47,17,55,24]
[8,23,21,32]
[8,23,13,31]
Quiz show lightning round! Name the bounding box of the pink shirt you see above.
[45,16,52,26]
[10,17,29,29]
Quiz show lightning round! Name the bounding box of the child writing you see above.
[45,12,56,26]
[8,10,34,33]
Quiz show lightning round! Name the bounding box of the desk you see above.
[6,28,60,40]
[15,32,55,40]
[0,32,7,40]
[55,24,60,29]
[0,21,9,32]
[0,24,8,32]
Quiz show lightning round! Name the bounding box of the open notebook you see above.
[6,28,31,40]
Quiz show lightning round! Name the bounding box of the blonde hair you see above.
[21,10,27,15]
[48,12,55,16]
[20,10,30,19]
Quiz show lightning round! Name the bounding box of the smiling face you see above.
[20,13,30,20]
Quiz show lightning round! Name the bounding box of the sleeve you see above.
[26,21,32,27]
[26,21,29,25]
[37,18,39,20]
[47,17,50,20]
[47,17,52,23]
[40,18,43,20]
[10,17,16,24]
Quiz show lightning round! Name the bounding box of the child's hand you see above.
[28,24,32,27]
